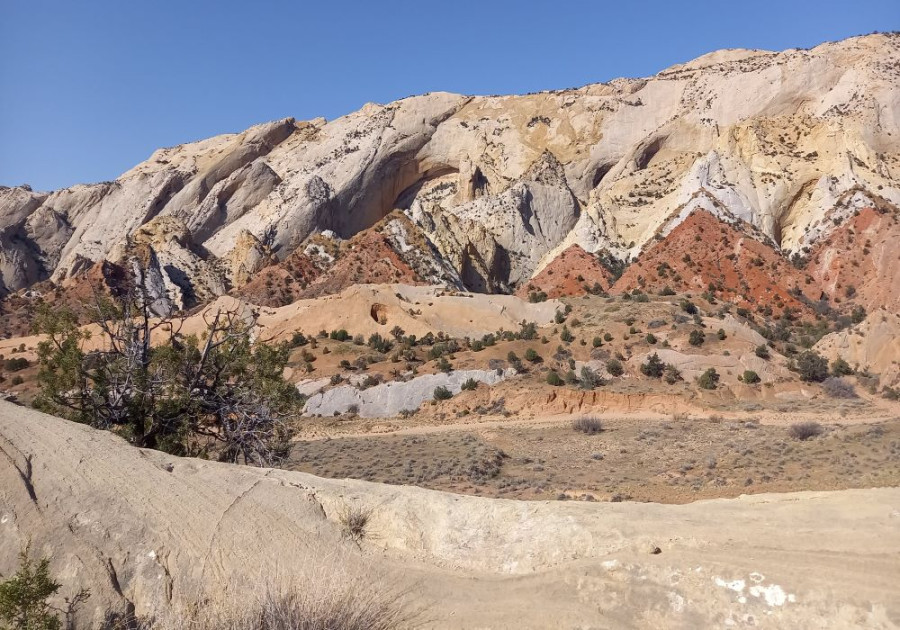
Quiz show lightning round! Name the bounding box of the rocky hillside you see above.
[1,34,898,315]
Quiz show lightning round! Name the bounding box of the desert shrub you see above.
[572,416,603,434]
[605,358,624,377]
[822,377,857,398]
[554,310,566,324]
[0,546,88,630]
[436,357,452,373]
[3,357,29,372]
[470,340,484,352]
[663,364,682,384]
[796,350,828,382]
[688,330,705,347]
[697,368,720,390]
[563,369,578,385]
[150,571,419,630]
[528,291,548,303]
[0,549,61,630]
[10,375,23,386]
[603,332,613,342]
[290,332,308,347]
[524,348,541,363]
[831,357,853,376]
[645,333,657,345]
[788,422,823,441]
[460,378,478,391]
[742,370,761,384]
[518,321,538,340]
[339,505,372,544]
[755,344,770,359]
[592,336,603,348]
[329,329,350,341]
[32,294,299,466]
[580,366,599,390]
[679,299,697,315]
[433,386,452,401]
[546,371,563,386]
[367,333,392,353]
[716,328,726,340]
[560,326,574,343]
[640,353,665,378]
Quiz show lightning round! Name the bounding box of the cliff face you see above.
[1,34,898,303]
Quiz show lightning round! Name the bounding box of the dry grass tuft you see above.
[788,422,824,441]
[572,416,603,435]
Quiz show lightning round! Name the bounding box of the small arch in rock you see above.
[370,303,387,325]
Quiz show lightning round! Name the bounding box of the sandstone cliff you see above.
[1,34,897,304]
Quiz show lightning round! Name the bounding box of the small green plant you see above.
[831,357,853,376]
[679,299,697,315]
[742,370,761,384]
[329,329,350,341]
[605,358,624,377]
[755,344,770,359]
[546,371,564,386]
[436,357,452,373]
[460,378,478,391]
[524,348,541,363]
[663,364,682,384]
[796,350,828,382]
[716,328,726,340]
[688,330,705,347]
[645,333,657,345]
[560,326,574,343]
[433,386,453,401]
[640,353,665,378]
[0,546,87,630]
[603,332,613,342]
[697,368,720,390]
[592,336,603,348]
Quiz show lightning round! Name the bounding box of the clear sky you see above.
[1,0,897,191]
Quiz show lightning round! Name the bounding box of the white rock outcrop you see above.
[2,34,898,296]
[303,368,515,417]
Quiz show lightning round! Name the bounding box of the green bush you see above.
[3,357,29,372]
[680,299,697,315]
[560,326,574,343]
[831,357,853,376]
[796,351,828,382]
[605,359,624,377]
[329,329,350,341]
[460,378,478,391]
[698,368,720,390]
[524,348,541,363]
[433,386,453,401]
[717,328,726,340]
[742,370,761,384]
[688,330,705,347]
[755,344,770,359]
[546,371,564,386]
[640,353,665,378]
[645,333,657,345]
[0,548,72,630]
[663,364,682,384]
[592,336,603,348]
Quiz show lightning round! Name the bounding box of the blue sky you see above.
[1,0,897,191]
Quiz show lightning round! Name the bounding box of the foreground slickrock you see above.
[1,401,898,628]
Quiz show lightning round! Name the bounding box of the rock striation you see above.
[1,34,897,305]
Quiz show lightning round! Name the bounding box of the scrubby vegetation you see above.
[31,285,301,466]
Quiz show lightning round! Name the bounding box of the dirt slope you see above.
[1,402,898,629]
[612,209,816,315]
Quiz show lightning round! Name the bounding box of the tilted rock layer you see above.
[1,34,899,306]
